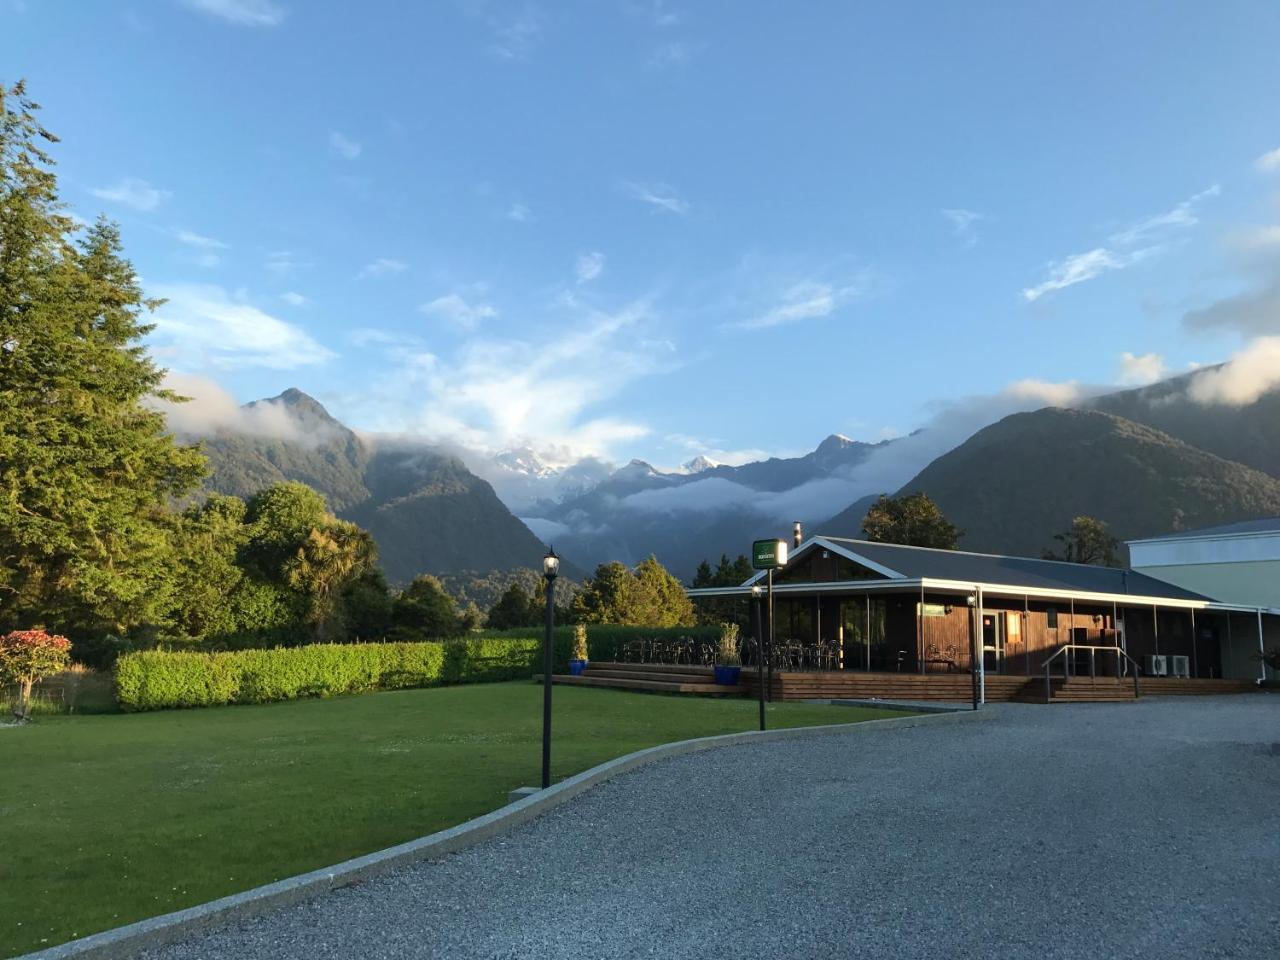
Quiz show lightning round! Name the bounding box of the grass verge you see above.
[0,682,911,957]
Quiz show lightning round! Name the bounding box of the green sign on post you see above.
[752,538,789,570]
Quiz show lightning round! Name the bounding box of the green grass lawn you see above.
[0,683,910,957]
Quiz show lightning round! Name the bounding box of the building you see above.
[685,533,1275,702]
[1129,518,1280,682]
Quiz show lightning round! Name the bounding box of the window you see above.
[1046,607,1058,628]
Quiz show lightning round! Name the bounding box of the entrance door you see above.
[982,613,1003,674]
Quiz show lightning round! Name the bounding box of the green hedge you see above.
[114,627,718,712]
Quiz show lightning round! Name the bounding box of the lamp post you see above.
[752,584,765,731]
[541,546,559,790]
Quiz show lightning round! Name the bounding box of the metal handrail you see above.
[1040,644,1142,702]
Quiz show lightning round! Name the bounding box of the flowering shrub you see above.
[572,624,589,661]
[1,630,72,719]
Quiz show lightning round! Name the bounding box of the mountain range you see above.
[195,389,561,584]
[184,370,1280,585]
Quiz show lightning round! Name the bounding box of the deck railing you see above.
[1039,644,1142,702]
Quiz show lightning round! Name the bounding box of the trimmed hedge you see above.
[113,627,716,711]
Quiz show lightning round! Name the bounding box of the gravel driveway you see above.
[143,697,1279,960]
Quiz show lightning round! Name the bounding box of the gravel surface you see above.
[143,698,1280,960]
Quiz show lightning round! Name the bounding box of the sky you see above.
[6,0,1280,472]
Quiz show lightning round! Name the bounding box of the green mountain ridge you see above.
[875,407,1280,556]
[195,390,558,584]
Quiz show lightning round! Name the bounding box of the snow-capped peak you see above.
[675,454,720,475]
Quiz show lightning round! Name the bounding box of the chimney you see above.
[793,520,803,548]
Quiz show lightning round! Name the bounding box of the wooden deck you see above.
[550,663,1263,703]
[550,662,745,696]
[737,669,1262,703]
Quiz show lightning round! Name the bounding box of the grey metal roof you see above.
[1129,517,1280,542]
[819,537,1212,601]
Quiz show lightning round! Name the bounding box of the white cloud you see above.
[265,250,308,275]
[507,202,531,222]
[1255,147,1280,173]
[575,251,605,284]
[342,301,663,462]
[941,208,982,247]
[1187,337,1280,405]
[1023,186,1219,302]
[175,229,227,250]
[357,258,407,279]
[419,293,497,330]
[735,275,873,331]
[180,0,284,26]
[480,3,544,60]
[279,291,309,306]
[623,181,689,215]
[151,372,332,445]
[648,40,696,69]
[90,178,171,212]
[329,131,362,160]
[148,283,335,369]
[1118,351,1166,386]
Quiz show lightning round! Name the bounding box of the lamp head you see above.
[751,584,763,598]
[543,546,560,580]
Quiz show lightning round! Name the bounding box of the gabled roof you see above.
[743,536,1210,602]
[1128,517,1280,544]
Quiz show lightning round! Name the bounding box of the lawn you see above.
[0,682,910,957]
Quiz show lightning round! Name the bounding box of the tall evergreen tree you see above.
[0,81,206,639]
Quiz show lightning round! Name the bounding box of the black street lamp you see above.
[541,546,560,789]
[752,584,765,731]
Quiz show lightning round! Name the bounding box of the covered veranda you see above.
[686,536,1274,702]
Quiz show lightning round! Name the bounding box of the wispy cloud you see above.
[1254,147,1280,173]
[1022,185,1219,302]
[357,258,407,279]
[1118,351,1166,386]
[265,250,308,276]
[623,181,688,215]
[329,131,362,160]
[941,208,982,248]
[90,177,171,212]
[507,202,531,222]
[472,2,544,60]
[175,229,227,250]
[575,251,605,284]
[733,272,875,331]
[345,301,664,462]
[180,0,285,26]
[420,293,497,330]
[279,291,309,307]
[148,283,334,370]
[648,40,696,69]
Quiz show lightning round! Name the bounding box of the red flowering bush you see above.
[1,630,72,720]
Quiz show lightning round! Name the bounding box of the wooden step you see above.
[590,662,716,677]
[551,674,744,696]
[587,668,719,685]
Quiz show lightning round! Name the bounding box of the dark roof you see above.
[1131,517,1280,542]
[819,537,1211,601]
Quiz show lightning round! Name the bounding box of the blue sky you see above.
[6,0,1280,470]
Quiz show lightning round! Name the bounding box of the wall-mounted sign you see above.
[752,538,789,570]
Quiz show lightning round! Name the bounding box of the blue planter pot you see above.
[569,659,588,676]
[714,665,741,686]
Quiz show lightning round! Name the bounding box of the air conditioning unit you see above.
[1145,655,1168,676]
[1168,655,1190,678]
